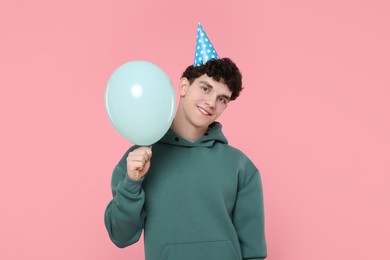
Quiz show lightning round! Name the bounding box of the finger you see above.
[129,149,145,155]
[130,147,151,160]
[127,154,149,163]
[131,147,151,157]
[143,146,152,158]
[128,161,145,171]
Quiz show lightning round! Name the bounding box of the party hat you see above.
[194,23,220,66]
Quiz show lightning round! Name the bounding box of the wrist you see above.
[123,174,144,194]
[128,172,142,181]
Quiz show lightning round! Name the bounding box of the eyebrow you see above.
[199,81,231,101]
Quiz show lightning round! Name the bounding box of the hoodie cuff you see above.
[123,174,144,194]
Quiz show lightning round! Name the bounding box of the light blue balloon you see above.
[105,60,176,145]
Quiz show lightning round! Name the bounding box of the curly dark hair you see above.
[181,57,243,100]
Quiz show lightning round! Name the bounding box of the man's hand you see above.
[126,146,152,180]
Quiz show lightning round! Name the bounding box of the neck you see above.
[171,114,208,143]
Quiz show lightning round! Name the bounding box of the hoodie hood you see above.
[159,122,228,148]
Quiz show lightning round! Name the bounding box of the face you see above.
[178,74,232,130]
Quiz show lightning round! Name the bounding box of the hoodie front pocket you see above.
[161,240,240,260]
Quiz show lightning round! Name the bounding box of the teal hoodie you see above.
[104,122,267,260]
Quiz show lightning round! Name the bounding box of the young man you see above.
[104,25,267,260]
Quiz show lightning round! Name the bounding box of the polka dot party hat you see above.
[194,23,220,67]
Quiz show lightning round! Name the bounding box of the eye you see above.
[218,97,228,104]
[200,86,209,92]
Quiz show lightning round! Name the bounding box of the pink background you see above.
[1,0,389,259]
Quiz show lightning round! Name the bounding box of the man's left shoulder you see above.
[217,143,257,168]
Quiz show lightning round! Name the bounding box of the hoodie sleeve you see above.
[104,148,146,248]
[232,166,267,260]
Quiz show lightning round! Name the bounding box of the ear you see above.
[179,77,190,97]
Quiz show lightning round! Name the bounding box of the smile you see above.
[197,106,212,116]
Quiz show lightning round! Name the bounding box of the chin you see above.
[191,119,213,129]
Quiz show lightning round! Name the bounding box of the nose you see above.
[204,96,216,109]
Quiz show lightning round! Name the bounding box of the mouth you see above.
[197,106,212,116]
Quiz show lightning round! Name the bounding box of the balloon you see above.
[105,60,176,145]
